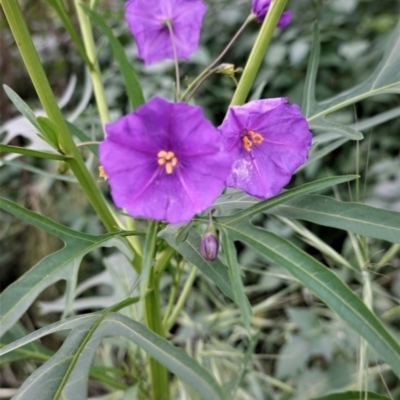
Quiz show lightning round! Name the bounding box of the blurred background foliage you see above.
[0,0,399,398]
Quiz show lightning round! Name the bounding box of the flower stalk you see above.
[230,0,288,106]
[73,0,110,129]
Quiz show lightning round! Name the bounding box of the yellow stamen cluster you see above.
[158,150,178,174]
[241,130,263,151]
[98,166,108,180]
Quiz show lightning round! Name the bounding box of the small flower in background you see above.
[200,231,219,261]
[252,0,291,26]
[219,98,312,199]
[100,97,233,224]
[125,0,207,65]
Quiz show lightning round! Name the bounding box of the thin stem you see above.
[73,0,110,129]
[181,15,253,102]
[209,14,254,72]
[76,141,100,147]
[230,0,288,105]
[166,266,197,331]
[185,67,219,102]
[163,259,184,325]
[165,20,181,97]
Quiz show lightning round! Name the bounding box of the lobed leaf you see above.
[217,222,400,377]
[0,197,134,334]
[0,313,227,400]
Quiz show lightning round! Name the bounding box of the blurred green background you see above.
[1,0,399,398]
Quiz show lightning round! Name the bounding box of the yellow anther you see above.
[98,166,108,180]
[157,150,178,173]
[165,162,173,174]
[241,130,263,151]
[165,151,175,160]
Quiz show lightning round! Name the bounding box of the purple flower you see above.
[252,0,291,26]
[125,0,207,65]
[219,98,312,199]
[100,97,233,224]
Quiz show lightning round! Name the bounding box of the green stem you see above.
[73,0,110,128]
[163,259,184,325]
[230,0,288,105]
[181,14,253,101]
[1,0,117,233]
[143,222,170,400]
[166,267,197,331]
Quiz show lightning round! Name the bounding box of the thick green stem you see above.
[143,222,170,400]
[73,0,110,128]
[1,0,117,232]
[230,0,288,105]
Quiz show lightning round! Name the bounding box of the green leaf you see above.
[220,230,252,333]
[83,6,145,110]
[0,144,67,161]
[0,322,53,366]
[311,392,391,400]
[0,197,135,334]
[267,194,400,243]
[44,0,92,68]
[304,21,400,121]
[37,116,62,150]
[302,22,319,118]
[309,118,363,140]
[159,224,234,300]
[3,85,43,132]
[218,175,358,222]
[217,222,400,377]
[1,159,77,183]
[140,220,158,303]
[0,313,227,400]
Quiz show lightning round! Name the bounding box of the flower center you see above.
[157,150,178,174]
[240,129,264,151]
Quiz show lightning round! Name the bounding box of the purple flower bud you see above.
[200,232,219,261]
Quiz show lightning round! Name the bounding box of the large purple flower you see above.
[219,99,312,199]
[252,0,291,26]
[125,0,207,65]
[100,97,233,224]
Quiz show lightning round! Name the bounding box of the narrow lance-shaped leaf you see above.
[0,313,227,400]
[44,0,92,68]
[267,194,400,243]
[220,229,252,333]
[217,175,358,222]
[219,222,400,377]
[302,22,319,118]
[0,197,137,334]
[307,21,400,121]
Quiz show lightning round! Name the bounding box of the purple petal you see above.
[219,99,312,199]
[100,97,233,224]
[125,0,207,65]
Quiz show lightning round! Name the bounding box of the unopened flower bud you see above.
[200,232,219,261]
